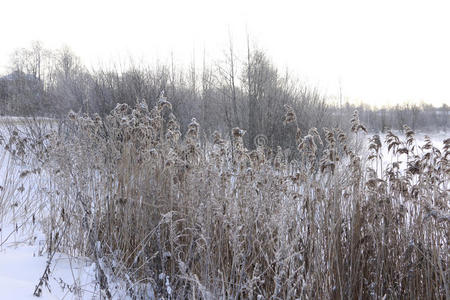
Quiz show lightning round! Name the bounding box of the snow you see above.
[0,242,98,299]
[0,246,45,300]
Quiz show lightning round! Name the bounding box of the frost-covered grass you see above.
[0,131,99,299]
[0,103,448,299]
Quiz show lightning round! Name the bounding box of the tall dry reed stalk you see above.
[2,97,448,299]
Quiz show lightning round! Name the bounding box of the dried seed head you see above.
[283,105,297,125]
[157,93,172,111]
[137,99,149,113]
[232,127,246,138]
[295,128,302,145]
[187,118,200,140]
[274,146,284,169]
[68,110,77,121]
[167,113,180,131]
[308,127,323,146]
[368,135,382,155]
[93,113,102,124]
[212,131,226,146]
[350,110,367,133]
[117,103,129,113]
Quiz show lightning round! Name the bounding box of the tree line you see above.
[0,41,447,149]
[333,102,449,133]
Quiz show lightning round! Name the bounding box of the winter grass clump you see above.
[2,96,449,299]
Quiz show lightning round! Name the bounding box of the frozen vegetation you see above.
[0,100,448,299]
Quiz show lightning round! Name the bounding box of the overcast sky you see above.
[1,0,449,107]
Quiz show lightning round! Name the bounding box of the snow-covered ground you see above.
[0,244,97,299]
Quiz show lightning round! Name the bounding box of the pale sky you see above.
[1,0,449,107]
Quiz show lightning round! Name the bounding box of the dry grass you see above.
[2,99,449,299]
